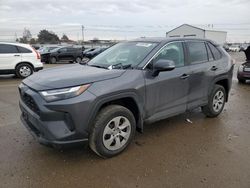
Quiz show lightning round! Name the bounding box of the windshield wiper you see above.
[109,63,133,70]
[88,64,108,69]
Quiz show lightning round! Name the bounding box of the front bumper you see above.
[237,71,250,79]
[19,84,96,147]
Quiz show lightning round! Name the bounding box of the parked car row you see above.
[40,46,108,64]
[40,46,84,64]
[82,47,108,62]
[228,45,241,52]
[0,42,111,78]
[224,44,249,52]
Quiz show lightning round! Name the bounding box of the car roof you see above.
[131,37,218,45]
[0,42,32,48]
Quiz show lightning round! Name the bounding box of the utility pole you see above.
[15,32,17,42]
[81,25,84,43]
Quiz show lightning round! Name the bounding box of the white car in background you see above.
[229,45,240,52]
[0,42,43,78]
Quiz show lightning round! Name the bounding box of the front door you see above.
[144,42,189,122]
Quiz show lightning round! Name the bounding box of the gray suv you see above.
[19,38,234,158]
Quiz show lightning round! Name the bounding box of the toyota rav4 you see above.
[19,38,234,158]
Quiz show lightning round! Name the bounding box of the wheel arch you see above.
[15,61,35,71]
[49,55,58,63]
[210,76,230,102]
[88,93,144,133]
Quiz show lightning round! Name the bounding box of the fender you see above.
[86,91,145,133]
[208,73,231,102]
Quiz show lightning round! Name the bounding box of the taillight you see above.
[31,46,41,60]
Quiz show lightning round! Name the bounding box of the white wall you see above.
[166,25,204,38]
[205,31,227,45]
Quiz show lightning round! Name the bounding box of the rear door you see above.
[185,41,215,109]
[16,45,34,62]
[0,44,21,70]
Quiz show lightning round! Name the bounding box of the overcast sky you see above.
[0,0,250,42]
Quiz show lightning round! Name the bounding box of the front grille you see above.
[20,91,40,115]
[23,113,41,136]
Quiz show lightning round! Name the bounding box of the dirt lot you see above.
[0,52,250,188]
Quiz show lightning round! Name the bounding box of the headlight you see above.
[238,65,244,72]
[40,84,90,102]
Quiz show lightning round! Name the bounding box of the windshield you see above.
[88,42,158,69]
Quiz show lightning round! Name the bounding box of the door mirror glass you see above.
[152,59,175,76]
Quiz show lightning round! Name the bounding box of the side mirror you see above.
[152,59,175,77]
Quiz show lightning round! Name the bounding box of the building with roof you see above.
[166,24,227,45]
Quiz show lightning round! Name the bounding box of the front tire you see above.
[50,57,57,64]
[15,63,33,78]
[202,85,226,118]
[89,105,136,158]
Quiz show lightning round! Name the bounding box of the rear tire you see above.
[202,85,226,118]
[15,63,33,78]
[89,105,136,158]
[75,57,82,63]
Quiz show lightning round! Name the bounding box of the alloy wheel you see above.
[103,116,131,151]
[19,66,32,77]
[212,90,225,112]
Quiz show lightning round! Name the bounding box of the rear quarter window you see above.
[207,43,222,60]
[187,41,208,64]
[17,46,32,53]
[205,43,214,61]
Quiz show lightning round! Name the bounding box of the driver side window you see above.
[154,42,185,68]
[59,48,67,53]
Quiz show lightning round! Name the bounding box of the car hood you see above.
[23,64,125,91]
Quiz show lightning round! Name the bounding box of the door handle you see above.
[180,74,190,79]
[14,54,20,57]
[211,66,218,71]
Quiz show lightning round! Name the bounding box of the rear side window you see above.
[0,44,19,54]
[207,43,222,60]
[205,43,214,61]
[187,41,208,64]
[67,48,77,52]
[17,46,32,53]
